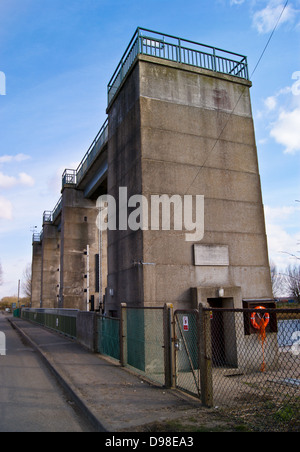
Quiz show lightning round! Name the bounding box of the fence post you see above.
[212,47,217,72]
[163,303,175,388]
[93,312,98,353]
[120,303,127,367]
[199,303,214,407]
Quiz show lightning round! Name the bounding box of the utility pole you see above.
[17,279,20,308]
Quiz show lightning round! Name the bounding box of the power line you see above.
[251,0,289,79]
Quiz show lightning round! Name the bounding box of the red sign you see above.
[183,316,189,331]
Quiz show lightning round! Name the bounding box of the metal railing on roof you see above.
[43,196,62,224]
[108,27,249,106]
[76,118,108,185]
[62,118,108,189]
[40,118,108,229]
[32,231,43,243]
[62,169,76,186]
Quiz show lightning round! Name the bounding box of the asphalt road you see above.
[0,314,95,432]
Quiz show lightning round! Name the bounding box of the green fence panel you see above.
[125,307,165,385]
[97,316,120,360]
[21,309,77,339]
[13,309,21,318]
[127,309,145,371]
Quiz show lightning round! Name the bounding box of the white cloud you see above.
[264,95,277,111]
[253,1,297,34]
[270,107,300,154]
[0,196,13,220]
[18,172,35,187]
[0,153,31,165]
[0,172,17,189]
[264,205,300,269]
[261,86,291,115]
[260,71,300,154]
[0,156,13,164]
[264,205,299,220]
[266,223,296,266]
[0,171,35,188]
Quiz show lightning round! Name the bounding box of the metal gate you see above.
[174,310,201,398]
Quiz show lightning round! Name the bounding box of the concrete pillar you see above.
[106,54,272,312]
[41,223,60,308]
[106,60,143,314]
[59,187,100,310]
[31,240,42,308]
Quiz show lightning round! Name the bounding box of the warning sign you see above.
[183,316,189,332]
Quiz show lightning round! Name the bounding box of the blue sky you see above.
[0,0,300,297]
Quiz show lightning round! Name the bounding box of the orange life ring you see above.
[250,306,270,330]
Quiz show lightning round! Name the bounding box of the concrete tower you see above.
[105,28,272,314]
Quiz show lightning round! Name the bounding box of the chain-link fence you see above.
[207,308,300,430]
[173,307,300,431]
[208,309,298,400]
[174,310,201,397]
[20,305,300,430]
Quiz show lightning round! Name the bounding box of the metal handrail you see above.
[32,231,43,243]
[44,118,108,226]
[41,118,109,228]
[43,196,62,224]
[107,27,249,107]
[43,211,52,223]
[52,196,62,221]
[61,118,108,191]
[62,169,77,187]
[76,118,108,185]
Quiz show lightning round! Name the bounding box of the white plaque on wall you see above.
[194,244,229,266]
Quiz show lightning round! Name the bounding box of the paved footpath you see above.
[7,316,199,432]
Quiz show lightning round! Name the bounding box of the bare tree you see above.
[282,264,300,302]
[22,264,32,299]
[281,251,300,261]
[270,261,283,297]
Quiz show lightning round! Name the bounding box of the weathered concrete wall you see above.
[32,188,108,311]
[59,187,99,311]
[31,241,42,308]
[41,223,60,308]
[106,55,272,313]
[106,62,144,314]
[140,57,272,307]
